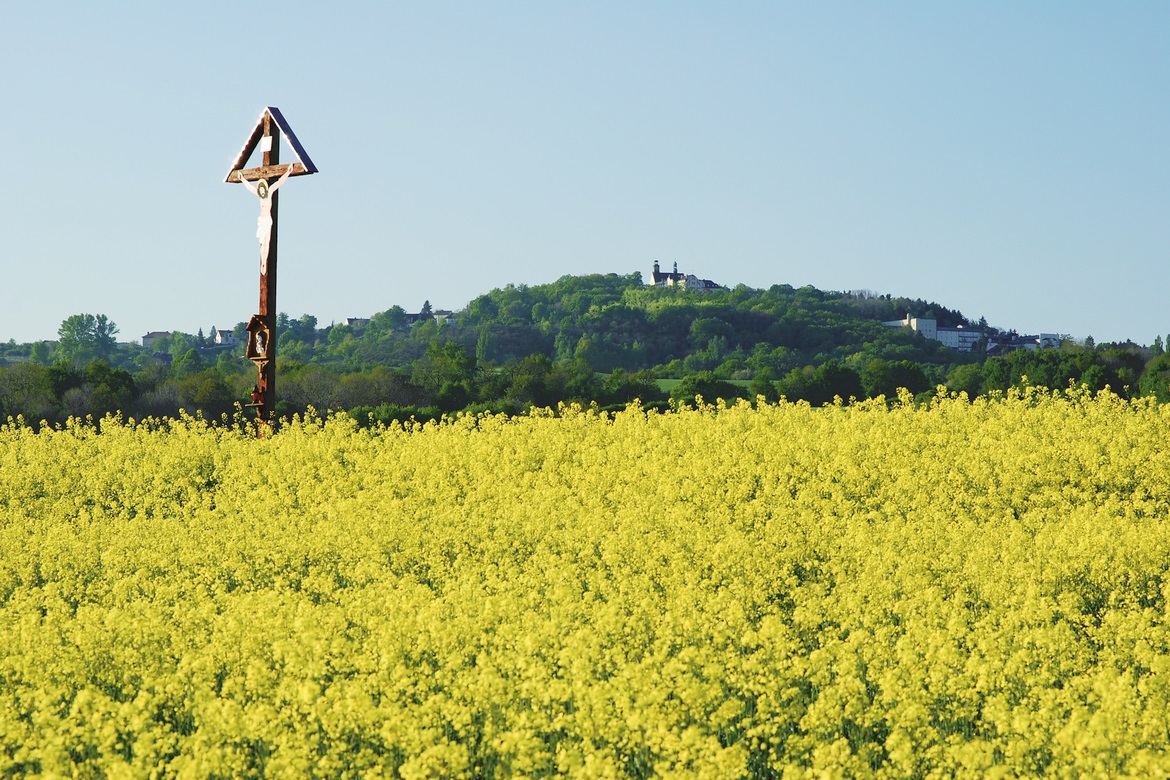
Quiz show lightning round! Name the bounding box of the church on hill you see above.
[647,261,725,292]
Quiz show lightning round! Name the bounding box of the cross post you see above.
[226,107,317,427]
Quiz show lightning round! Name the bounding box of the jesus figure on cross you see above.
[240,163,294,274]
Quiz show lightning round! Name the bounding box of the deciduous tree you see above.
[56,314,118,365]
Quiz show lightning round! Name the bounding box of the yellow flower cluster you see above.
[2,388,1170,777]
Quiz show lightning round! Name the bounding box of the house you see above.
[346,317,370,329]
[215,330,239,347]
[403,309,455,326]
[882,315,984,353]
[648,261,724,292]
[936,326,983,352]
[883,313,1059,354]
[882,314,938,341]
[142,331,171,349]
[986,333,1064,354]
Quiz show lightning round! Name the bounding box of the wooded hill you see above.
[2,273,1168,426]
[324,274,974,374]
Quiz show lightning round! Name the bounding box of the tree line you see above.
[1,274,1168,426]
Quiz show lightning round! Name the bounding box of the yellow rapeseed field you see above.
[2,388,1170,778]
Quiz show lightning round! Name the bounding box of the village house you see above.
[141,331,171,350]
[404,309,455,326]
[214,330,239,347]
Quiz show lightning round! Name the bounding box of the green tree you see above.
[748,368,779,404]
[434,380,471,412]
[56,314,118,365]
[1139,353,1170,403]
[779,362,863,406]
[47,362,84,401]
[503,355,558,408]
[596,368,662,407]
[670,371,743,406]
[172,349,207,379]
[464,295,499,324]
[574,336,599,368]
[368,306,407,333]
[475,329,498,365]
[29,341,52,365]
[689,317,734,348]
[297,314,319,341]
[861,359,930,400]
[562,360,602,403]
[412,341,476,393]
[945,363,985,398]
[809,362,863,406]
[84,361,135,417]
[168,333,194,359]
[0,363,58,423]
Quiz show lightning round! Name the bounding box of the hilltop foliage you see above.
[0,274,1167,424]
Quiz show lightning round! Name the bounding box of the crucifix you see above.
[225,107,317,424]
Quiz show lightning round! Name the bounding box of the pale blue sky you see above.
[2,3,1167,345]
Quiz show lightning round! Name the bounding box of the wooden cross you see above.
[226,107,317,424]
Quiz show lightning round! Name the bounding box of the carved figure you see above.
[240,163,294,273]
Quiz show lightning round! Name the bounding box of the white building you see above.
[882,314,937,341]
[989,333,1064,352]
[882,315,984,353]
[215,330,239,347]
[936,326,983,352]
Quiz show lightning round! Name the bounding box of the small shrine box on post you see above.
[225,107,317,424]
